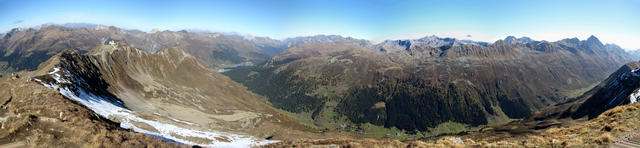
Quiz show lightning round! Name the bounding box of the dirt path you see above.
[612,129,640,148]
[612,137,640,148]
[0,141,25,148]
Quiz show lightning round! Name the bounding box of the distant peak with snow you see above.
[504,36,533,44]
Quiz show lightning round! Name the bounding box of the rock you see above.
[437,136,464,145]
[10,73,19,80]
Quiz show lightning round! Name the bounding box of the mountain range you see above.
[225,34,636,133]
[2,23,640,147]
[0,24,361,74]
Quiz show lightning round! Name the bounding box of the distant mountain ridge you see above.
[0,24,362,74]
[2,23,637,75]
[504,36,533,44]
[225,33,369,56]
[375,35,489,53]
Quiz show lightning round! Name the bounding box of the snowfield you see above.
[629,90,639,104]
[35,67,278,147]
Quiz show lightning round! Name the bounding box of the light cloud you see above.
[12,20,23,24]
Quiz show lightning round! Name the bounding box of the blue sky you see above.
[1,0,639,49]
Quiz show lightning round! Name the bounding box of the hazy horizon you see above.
[1,0,639,49]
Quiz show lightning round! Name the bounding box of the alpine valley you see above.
[1,24,640,147]
[225,35,635,133]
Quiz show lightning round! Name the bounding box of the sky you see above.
[1,0,639,49]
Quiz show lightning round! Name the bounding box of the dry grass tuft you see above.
[594,133,612,144]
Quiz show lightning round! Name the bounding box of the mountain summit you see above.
[504,36,533,44]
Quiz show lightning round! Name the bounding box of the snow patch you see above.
[632,68,640,73]
[95,25,108,30]
[627,68,640,104]
[630,89,640,104]
[35,67,278,147]
[170,117,199,126]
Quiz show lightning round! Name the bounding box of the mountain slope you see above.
[226,35,636,133]
[27,43,323,147]
[268,62,640,147]
[526,61,640,123]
